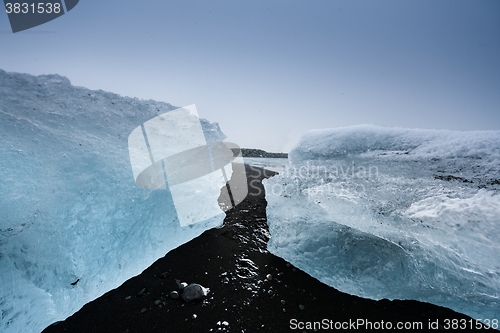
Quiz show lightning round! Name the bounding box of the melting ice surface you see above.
[0,70,226,333]
[264,125,500,320]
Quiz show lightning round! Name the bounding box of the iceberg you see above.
[264,125,500,321]
[0,70,229,333]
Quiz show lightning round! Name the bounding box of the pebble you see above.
[137,288,146,297]
[140,308,147,314]
[125,296,131,300]
[154,300,161,305]
[159,271,169,279]
[182,283,209,302]
[281,300,286,304]
[266,274,272,281]
[175,279,188,290]
[170,291,180,299]
[192,314,197,319]
[299,304,305,310]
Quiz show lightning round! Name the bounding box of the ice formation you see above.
[0,69,228,333]
[264,125,500,320]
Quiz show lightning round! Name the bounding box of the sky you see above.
[1,0,499,152]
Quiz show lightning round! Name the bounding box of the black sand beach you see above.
[43,165,492,332]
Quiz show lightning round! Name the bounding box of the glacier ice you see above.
[264,125,500,320]
[0,69,229,333]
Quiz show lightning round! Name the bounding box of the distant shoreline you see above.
[235,148,288,159]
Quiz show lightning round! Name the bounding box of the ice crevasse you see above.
[264,125,500,321]
[0,69,227,333]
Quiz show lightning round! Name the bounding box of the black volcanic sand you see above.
[43,165,492,332]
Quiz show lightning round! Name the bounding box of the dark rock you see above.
[137,288,146,297]
[434,174,472,183]
[181,284,209,302]
[170,291,179,299]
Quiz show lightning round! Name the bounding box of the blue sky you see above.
[1,0,499,152]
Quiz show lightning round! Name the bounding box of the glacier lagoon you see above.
[0,70,230,333]
[264,125,500,321]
